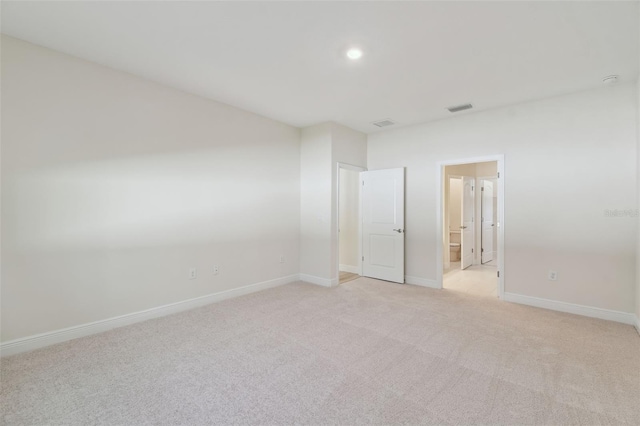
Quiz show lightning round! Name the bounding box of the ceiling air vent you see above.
[447,103,473,113]
[372,119,396,128]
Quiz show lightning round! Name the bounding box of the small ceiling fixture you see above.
[372,118,395,128]
[602,75,619,85]
[447,103,473,113]
[346,48,363,60]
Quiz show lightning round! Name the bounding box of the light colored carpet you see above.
[2,278,639,425]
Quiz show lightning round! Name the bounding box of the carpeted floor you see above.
[2,278,639,425]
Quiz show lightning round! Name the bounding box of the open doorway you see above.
[437,156,504,298]
[337,164,365,284]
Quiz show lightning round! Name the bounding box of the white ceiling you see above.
[2,1,638,134]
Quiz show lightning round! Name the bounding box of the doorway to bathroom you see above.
[436,156,504,299]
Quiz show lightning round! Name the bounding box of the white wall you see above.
[299,124,332,282]
[1,36,301,342]
[637,76,640,327]
[635,7,640,330]
[299,122,366,285]
[339,168,359,271]
[369,84,637,313]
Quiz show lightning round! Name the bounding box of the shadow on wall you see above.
[2,145,301,342]
[5,146,298,250]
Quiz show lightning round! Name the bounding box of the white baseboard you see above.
[504,292,636,325]
[634,315,640,336]
[299,273,337,287]
[339,264,359,274]
[405,275,440,289]
[0,274,299,357]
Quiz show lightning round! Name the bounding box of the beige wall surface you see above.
[637,76,640,323]
[1,36,301,341]
[448,178,462,233]
[339,168,360,269]
[369,84,637,313]
[636,7,640,327]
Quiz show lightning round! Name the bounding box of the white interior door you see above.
[481,180,494,264]
[461,176,474,270]
[361,168,405,283]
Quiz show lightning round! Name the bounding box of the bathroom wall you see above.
[447,177,462,264]
[449,178,462,232]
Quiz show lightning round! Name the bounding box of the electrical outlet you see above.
[548,270,558,281]
[213,265,219,275]
[189,268,197,280]
[279,255,285,264]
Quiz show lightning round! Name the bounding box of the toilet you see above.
[449,231,461,262]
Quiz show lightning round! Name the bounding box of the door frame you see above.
[436,155,505,299]
[335,162,367,283]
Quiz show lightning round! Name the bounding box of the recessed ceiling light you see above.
[346,48,363,60]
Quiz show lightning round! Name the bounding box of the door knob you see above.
[393,229,404,233]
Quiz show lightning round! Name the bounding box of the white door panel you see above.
[481,180,494,264]
[362,168,405,283]
[461,177,474,270]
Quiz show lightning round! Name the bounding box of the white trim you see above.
[504,292,636,325]
[339,264,359,274]
[436,154,505,299]
[299,273,337,288]
[1,274,300,357]
[634,315,640,335]
[405,275,439,289]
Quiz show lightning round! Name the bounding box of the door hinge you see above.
[497,172,500,178]
[471,248,474,253]
[472,186,474,191]
[362,181,365,186]
[481,248,484,252]
[362,256,364,261]
[497,271,500,278]
[481,187,484,191]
